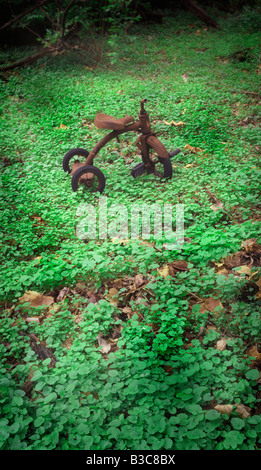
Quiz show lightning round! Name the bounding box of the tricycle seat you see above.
[94,113,134,130]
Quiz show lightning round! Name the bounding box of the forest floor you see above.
[0,6,261,451]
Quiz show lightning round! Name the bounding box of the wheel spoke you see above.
[154,169,164,178]
[141,146,172,179]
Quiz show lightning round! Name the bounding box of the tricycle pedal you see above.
[131,162,146,178]
[169,148,181,158]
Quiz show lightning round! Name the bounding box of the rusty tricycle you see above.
[62,99,180,193]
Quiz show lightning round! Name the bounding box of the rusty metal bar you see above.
[84,121,142,165]
[146,135,169,159]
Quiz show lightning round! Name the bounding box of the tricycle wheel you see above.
[71,165,105,193]
[63,148,90,173]
[158,156,173,178]
[142,147,173,179]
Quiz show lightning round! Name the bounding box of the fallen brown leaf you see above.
[158,260,189,278]
[19,291,54,307]
[57,287,69,302]
[210,202,224,212]
[111,237,131,245]
[112,278,124,289]
[97,333,111,354]
[32,216,45,226]
[184,144,203,154]
[249,270,260,281]
[199,297,223,315]
[235,403,252,418]
[214,262,229,276]
[25,317,41,323]
[222,239,261,270]
[163,120,186,126]
[157,265,170,278]
[134,274,146,288]
[222,253,242,269]
[72,315,83,324]
[214,403,251,418]
[171,260,188,271]
[121,306,133,318]
[235,265,252,275]
[105,287,119,306]
[216,338,227,351]
[241,239,259,253]
[136,296,148,306]
[195,326,205,338]
[48,304,60,315]
[247,344,261,361]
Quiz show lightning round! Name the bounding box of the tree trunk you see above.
[180,0,220,28]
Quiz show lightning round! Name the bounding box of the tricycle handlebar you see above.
[140,98,147,114]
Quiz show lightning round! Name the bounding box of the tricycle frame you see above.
[63,99,180,193]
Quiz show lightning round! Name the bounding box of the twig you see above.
[188,291,204,302]
[39,6,60,30]
[61,0,76,41]
[205,187,220,204]
[152,244,163,253]
[239,90,260,97]
[7,0,15,16]
[21,23,44,42]
[205,187,233,220]
[0,0,51,31]
[192,196,203,206]
[216,47,252,59]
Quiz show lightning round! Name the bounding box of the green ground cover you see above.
[0,6,261,450]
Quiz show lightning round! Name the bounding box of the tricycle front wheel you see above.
[71,165,106,193]
[142,147,173,179]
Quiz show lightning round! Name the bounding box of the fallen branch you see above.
[217,48,253,60]
[238,90,260,97]
[20,330,57,366]
[0,47,50,72]
[28,333,57,366]
[20,331,56,397]
[205,187,233,219]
